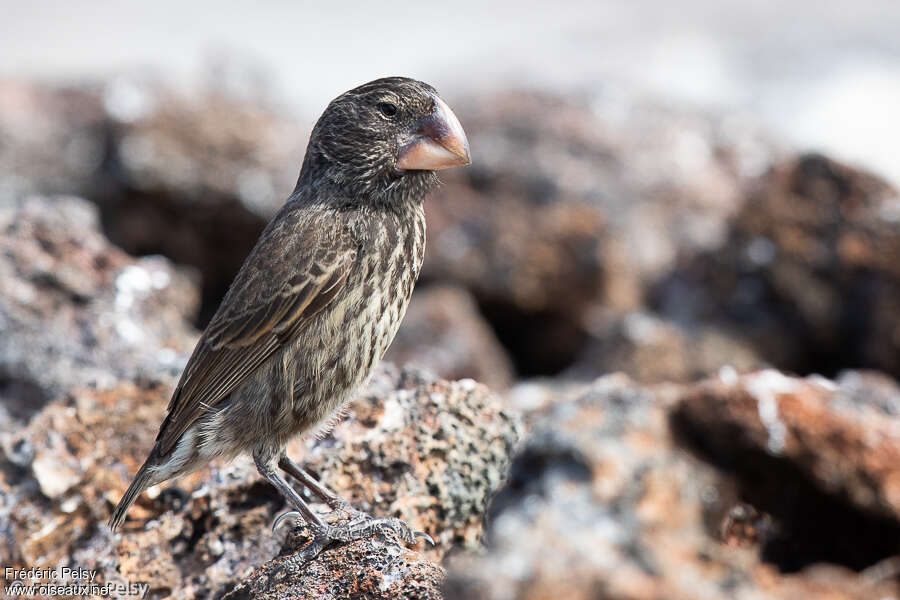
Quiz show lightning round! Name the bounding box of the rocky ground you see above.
[1,77,899,598]
[447,371,900,600]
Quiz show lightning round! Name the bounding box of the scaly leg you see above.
[278,454,353,513]
[257,450,432,549]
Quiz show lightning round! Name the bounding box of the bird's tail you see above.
[108,460,156,532]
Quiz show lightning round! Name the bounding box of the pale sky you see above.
[3,0,900,183]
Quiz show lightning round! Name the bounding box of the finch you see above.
[109,77,470,550]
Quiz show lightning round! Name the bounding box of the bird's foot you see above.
[285,531,330,565]
[273,511,433,547]
[324,515,433,545]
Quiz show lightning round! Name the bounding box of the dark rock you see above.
[386,285,515,389]
[1,79,777,379]
[8,76,900,600]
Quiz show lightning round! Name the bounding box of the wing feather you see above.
[155,211,356,455]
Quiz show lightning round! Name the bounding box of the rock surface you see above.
[654,153,900,379]
[0,191,520,599]
[0,78,780,379]
[2,365,520,598]
[225,529,444,600]
[293,368,521,557]
[4,76,900,600]
[0,77,305,325]
[386,285,515,389]
[446,371,900,599]
[0,194,198,432]
[423,90,774,375]
[566,311,765,383]
[2,365,519,599]
[673,368,900,571]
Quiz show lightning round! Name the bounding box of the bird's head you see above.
[300,77,470,202]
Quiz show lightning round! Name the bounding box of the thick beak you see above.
[397,95,471,171]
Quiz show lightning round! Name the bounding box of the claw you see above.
[272,510,304,532]
[274,508,431,549]
[382,518,417,544]
[415,531,435,546]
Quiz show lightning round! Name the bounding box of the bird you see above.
[108,77,470,551]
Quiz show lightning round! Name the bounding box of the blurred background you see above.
[3,2,900,599]
[5,0,900,182]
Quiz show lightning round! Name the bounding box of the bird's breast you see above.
[344,206,426,369]
[291,206,425,427]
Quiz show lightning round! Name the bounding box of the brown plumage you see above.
[109,77,470,549]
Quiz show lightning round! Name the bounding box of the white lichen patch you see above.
[622,312,666,345]
[806,373,838,391]
[150,268,171,290]
[115,318,145,344]
[378,394,410,433]
[115,264,153,309]
[718,364,739,386]
[32,453,81,499]
[744,369,797,455]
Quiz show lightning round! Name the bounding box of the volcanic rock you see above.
[445,371,900,599]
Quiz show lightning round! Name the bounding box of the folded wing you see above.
[155,210,356,455]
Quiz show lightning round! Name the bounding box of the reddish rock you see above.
[294,368,521,556]
[2,365,519,599]
[674,368,900,526]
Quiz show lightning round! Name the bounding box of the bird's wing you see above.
[155,207,357,455]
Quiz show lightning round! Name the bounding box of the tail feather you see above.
[108,461,155,531]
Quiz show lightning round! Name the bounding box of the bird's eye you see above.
[377,102,398,117]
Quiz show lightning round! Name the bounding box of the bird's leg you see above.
[254,453,332,560]
[278,454,354,514]
[278,454,432,543]
[263,452,433,547]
